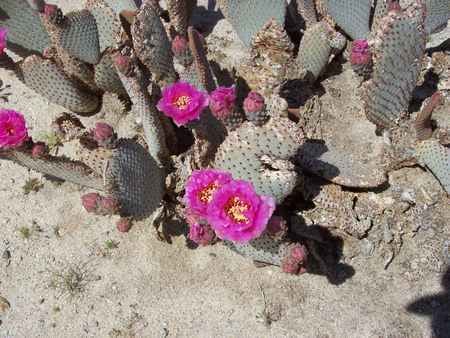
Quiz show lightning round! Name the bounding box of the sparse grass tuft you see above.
[22,178,44,195]
[18,226,31,239]
[105,240,119,250]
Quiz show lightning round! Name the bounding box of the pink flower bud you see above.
[44,4,58,17]
[266,216,287,240]
[171,36,188,56]
[188,223,216,246]
[81,193,101,213]
[281,243,308,275]
[98,196,119,215]
[116,218,132,233]
[243,92,265,113]
[209,86,236,120]
[0,28,8,55]
[93,122,114,146]
[31,142,47,158]
[350,40,372,66]
[114,53,134,76]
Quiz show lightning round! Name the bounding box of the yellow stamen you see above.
[174,95,191,109]
[198,182,219,204]
[225,197,250,224]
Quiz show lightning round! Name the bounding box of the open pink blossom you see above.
[207,180,275,243]
[188,222,216,246]
[350,39,371,65]
[184,169,233,218]
[0,28,7,54]
[157,81,209,126]
[209,86,236,119]
[0,109,29,149]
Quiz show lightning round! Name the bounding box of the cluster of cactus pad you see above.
[0,0,449,276]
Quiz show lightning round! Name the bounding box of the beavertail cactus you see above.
[19,55,100,114]
[214,117,304,204]
[0,0,50,56]
[363,4,426,129]
[217,0,287,48]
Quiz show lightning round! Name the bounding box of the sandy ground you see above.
[1,1,450,337]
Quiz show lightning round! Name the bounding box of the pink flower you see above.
[209,86,236,120]
[0,109,29,149]
[184,169,233,218]
[188,223,216,246]
[81,192,101,213]
[0,28,8,54]
[281,243,308,275]
[207,180,275,243]
[157,81,209,126]
[243,92,265,114]
[350,39,371,66]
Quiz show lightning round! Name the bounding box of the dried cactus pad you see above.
[296,141,387,188]
[415,140,450,195]
[0,0,50,55]
[325,0,372,40]
[295,21,331,81]
[56,10,101,64]
[217,0,287,47]
[1,150,104,191]
[132,2,175,81]
[110,139,165,218]
[424,0,450,35]
[85,0,121,53]
[223,232,285,265]
[363,5,426,128]
[214,118,304,204]
[20,55,100,114]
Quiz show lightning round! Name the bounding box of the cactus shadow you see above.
[406,267,450,338]
[411,70,440,110]
[191,2,224,36]
[280,80,326,113]
[290,214,355,285]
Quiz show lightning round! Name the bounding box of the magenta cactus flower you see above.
[157,82,209,126]
[350,39,372,66]
[188,222,216,246]
[209,86,236,120]
[0,28,8,55]
[207,180,275,243]
[184,169,233,218]
[0,109,29,149]
[243,91,265,113]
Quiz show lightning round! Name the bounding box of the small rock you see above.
[0,296,10,314]
[360,239,375,257]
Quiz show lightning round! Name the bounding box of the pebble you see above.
[0,296,10,314]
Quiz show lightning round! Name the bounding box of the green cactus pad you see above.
[325,0,371,40]
[0,0,50,56]
[1,150,104,191]
[217,0,287,47]
[21,55,100,114]
[415,140,450,195]
[223,232,286,266]
[295,22,331,81]
[95,53,127,96]
[103,0,137,14]
[110,139,166,218]
[424,0,450,35]
[132,2,176,82]
[56,10,101,64]
[166,0,189,37]
[363,5,426,128]
[214,118,304,203]
[86,0,121,53]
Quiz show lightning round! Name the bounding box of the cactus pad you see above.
[1,150,104,191]
[217,0,287,47]
[55,10,101,65]
[294,21,331,81]
[325,0,372,40]
[0,0,50,56]
[424,0,450,35]
[415,139,450,195]
[95,53,127,96]
[132,2,176,82]
[214,118,304,203]
[21,55,100,114]
[363,5,426,128]
[110,139,166,218]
